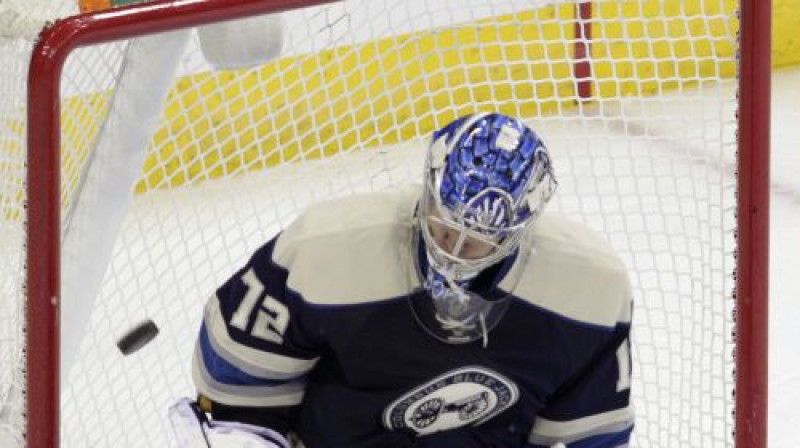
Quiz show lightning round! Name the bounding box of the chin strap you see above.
[479,312,488,348]
[433,305,489,349]
[428,270,491,348]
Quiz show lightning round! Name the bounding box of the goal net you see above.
[0,0,768,446]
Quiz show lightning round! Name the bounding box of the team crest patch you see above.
[382,366,519,435]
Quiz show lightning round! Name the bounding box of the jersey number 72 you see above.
[229,267,290,344]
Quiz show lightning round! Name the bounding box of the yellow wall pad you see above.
[1,92,109,222]
[137,0,749,193]
[0,117,25,222]
[773,0,800,67]
[138,5,577,192]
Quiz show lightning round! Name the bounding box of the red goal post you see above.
[17,0,770,446]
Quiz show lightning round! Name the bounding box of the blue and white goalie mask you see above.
[414,112,557,344]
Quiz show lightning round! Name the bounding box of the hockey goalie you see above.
[171,113,634,448]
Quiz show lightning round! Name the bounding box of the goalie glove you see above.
[169,397,289,448]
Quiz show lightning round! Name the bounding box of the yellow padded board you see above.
[138,1,750,192]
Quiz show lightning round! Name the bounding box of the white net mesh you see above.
[0,0,740,446]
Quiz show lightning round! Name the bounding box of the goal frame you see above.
[24,0,771,446]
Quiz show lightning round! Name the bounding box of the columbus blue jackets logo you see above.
[382,366,519,435]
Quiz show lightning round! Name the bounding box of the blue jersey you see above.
[193,186,634,448]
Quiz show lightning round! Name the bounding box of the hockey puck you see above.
[117,319,159,356]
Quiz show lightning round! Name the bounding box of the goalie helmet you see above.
[420,112,556,278]
[413,112,557,344]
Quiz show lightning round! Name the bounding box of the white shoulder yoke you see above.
[272,185,422,305]
[500,214,632,328]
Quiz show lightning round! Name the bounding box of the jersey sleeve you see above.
[528,301,634,448]
[191,234,320,430]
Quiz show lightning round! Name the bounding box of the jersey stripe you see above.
[192,341,306,407]
[528,404,634,446]
[198,325,305,385]
[544,426,633,448]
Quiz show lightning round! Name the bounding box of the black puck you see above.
[117,319,159,355]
